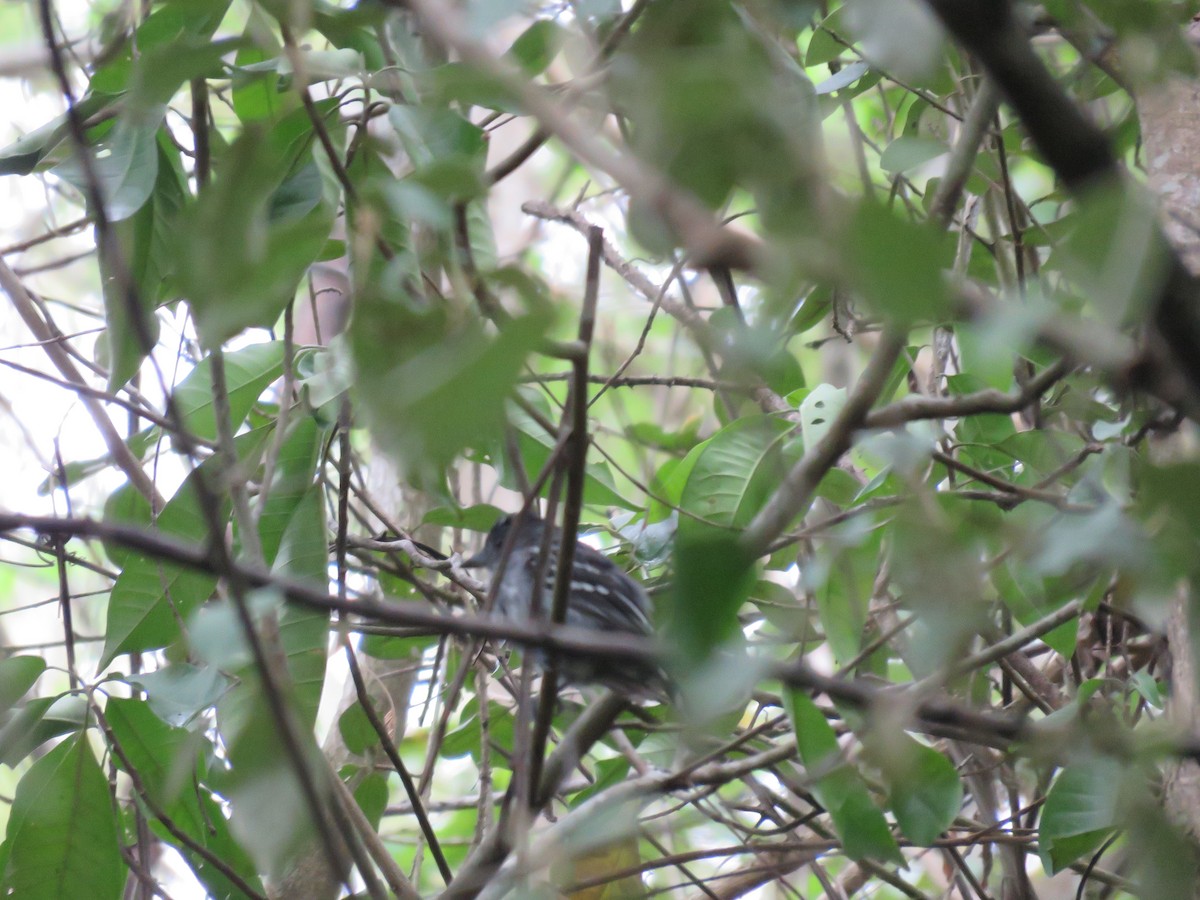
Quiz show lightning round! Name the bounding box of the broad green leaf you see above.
[806,9,847,67]
[881,737,962,846]
[506,20,565,74]
[1052,180,1169,326]
[785,689,902,863]
[879,136,948,173]
[423,62,523,113]
[109,696,260,899]
[0,93,116,175]
[270,487,332,729]
[2,734,124,900]
[258,414,325,565]
[53,120,160,221]
[170,342,285,443]
[679,415,796,530]
[100,428,271,667]
[218,678,321,880]
[844,200,951,323]
[423,503,505,531]
[88,0,231,95]
[1040,756,1122,874]
[351,285,550,481]
[176,106,340,347]
[0,695,87,768]
[0,656,46,716]
[389,105,486,168]
[101,131,185,389]
[668,528,754,665]
[233,49,284,122]
[128,663,231,727]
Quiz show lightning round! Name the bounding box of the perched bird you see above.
[462,512,667,700]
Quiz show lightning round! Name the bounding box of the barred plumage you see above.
[462,512,667,700]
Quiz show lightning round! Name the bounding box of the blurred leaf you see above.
[1052,181,1168,326]
[668,528,754,665]
[0,93,116,175]
[351,286,550,480]
[423,503,504,531]
[806,9,847,66]
[53,120,160,221]
[424,62,522,112]
[879,736,962,846]
[105,697,260,899]
[233,26,286,123]
[507,20,565,75]
[390,105,485,168]
[2,734,124,900]
[814,60,870,95]
[879,135,948,173]
[785,689,902,863]
[176,107,340,347]
[270,486,332,729]
[845,201,951,323]
[219,679,320,880]
[1039,756,1122,873]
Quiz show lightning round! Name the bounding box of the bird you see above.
[461,511,668,700]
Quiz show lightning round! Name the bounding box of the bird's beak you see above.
[461,549,489,569]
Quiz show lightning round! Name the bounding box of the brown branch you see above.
[342,640,453,885]
[0,260,163,505]
[865,359,1068,428]
[529,224,602,795]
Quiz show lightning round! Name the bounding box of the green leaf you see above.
[232,11,286,123]
[100,428,271,667]
[389,105,486,168]
[0,93,116,175]
[350,289,551,481]
[218,678,320,881]
[0,696,88,768]
[878,136,948,173]
[106,697,260,899]
[127,663,231,727]
[271,487,332,729]
[844,200,951,324]
[2,734,124,900]
[423,62,523,113]
[258,415,324,566]
[806,10,847,66]
[506,20,565,74]
[170,342,285,443]
[0,657,46,716]
[882,737,963,846]
[53,120,160,221]
[679,416,797,529]
[176,108,340,347]
[422,503,505,531]
[1040,756,1122,874]
[505,403,635,510]
[785,689,902,863]
[668,528,754,665]
[101,131,185,389]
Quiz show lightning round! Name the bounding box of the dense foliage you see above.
[2,0,1200,897]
